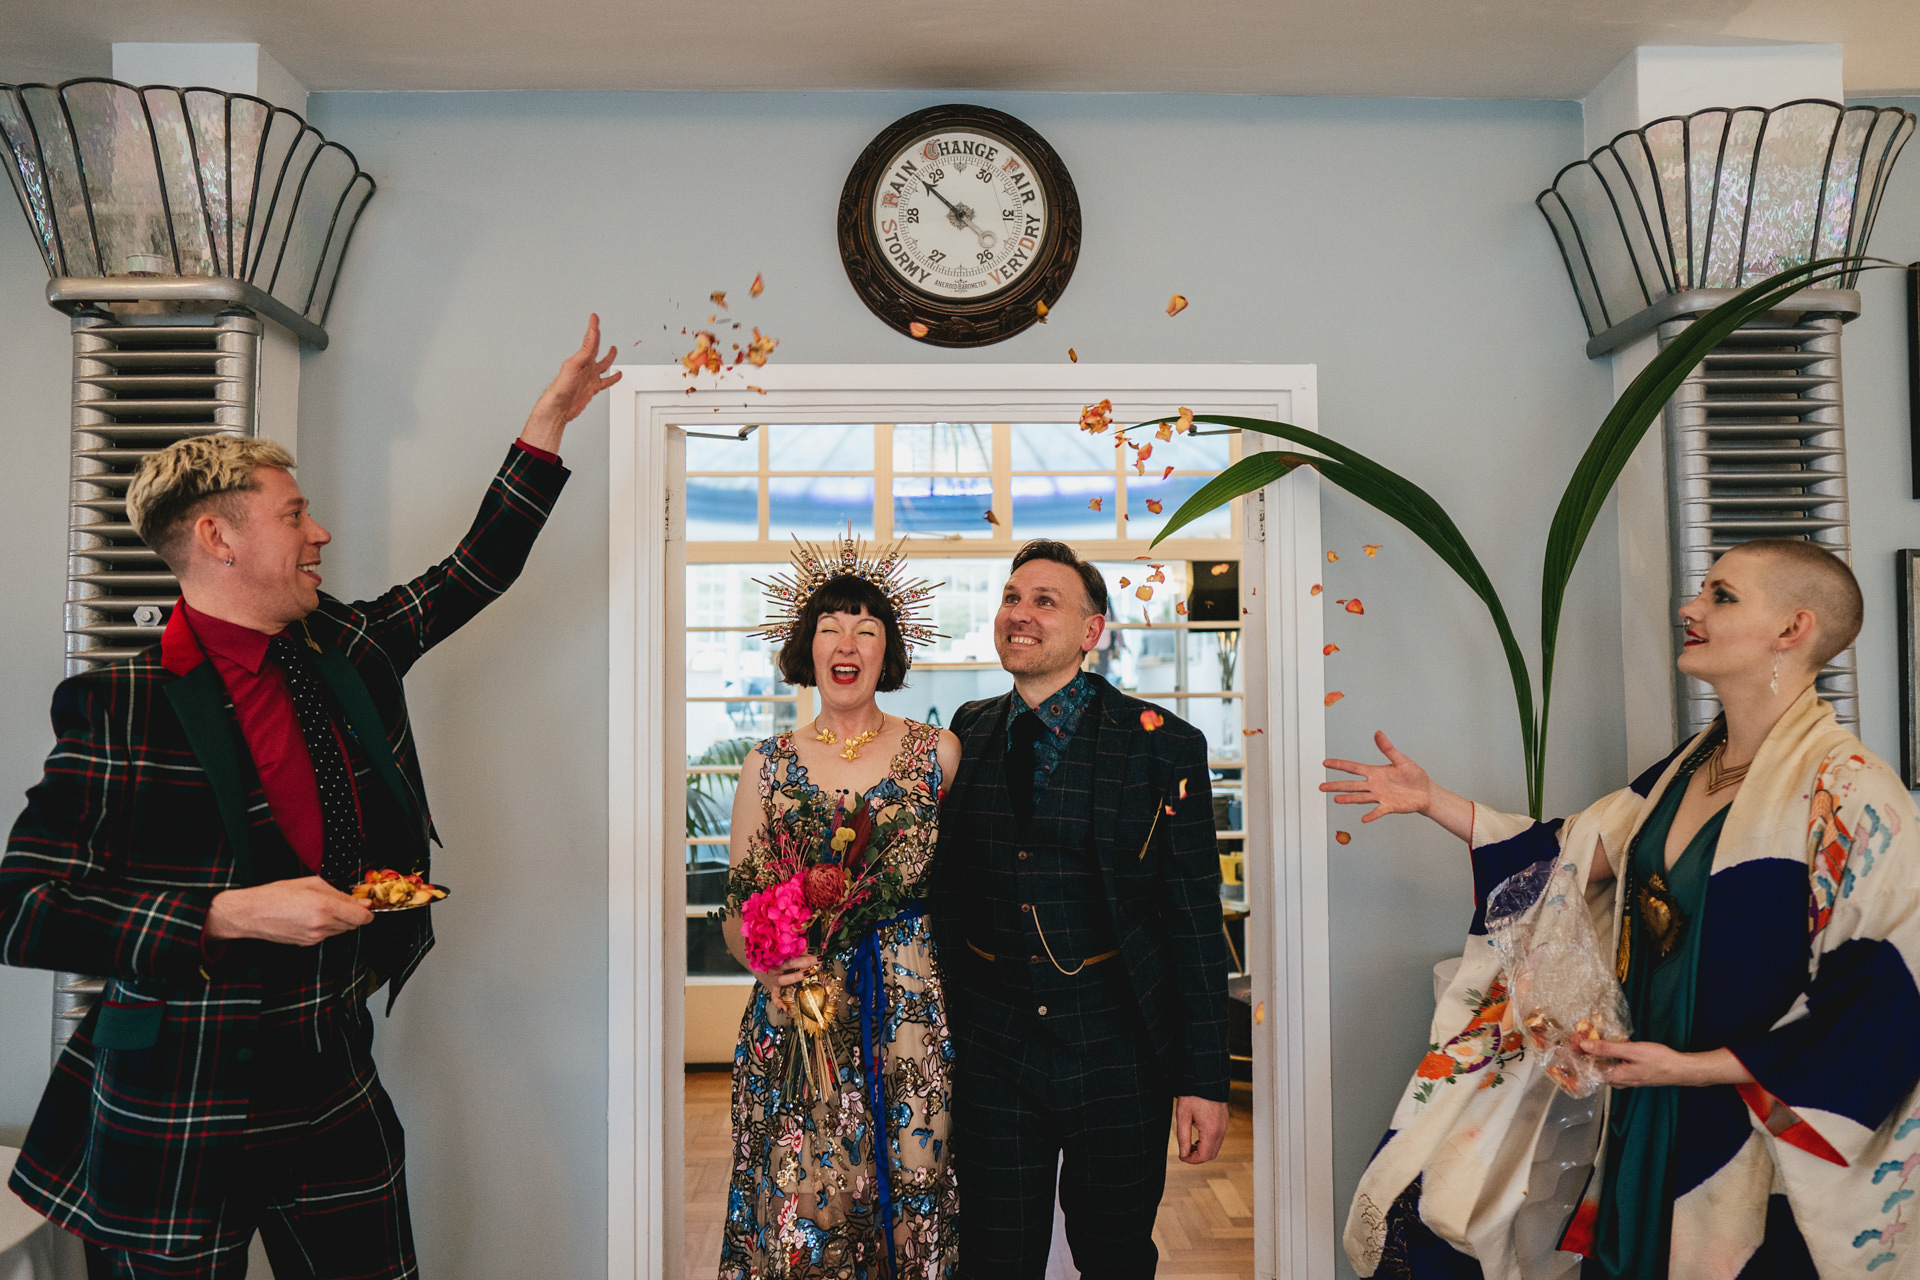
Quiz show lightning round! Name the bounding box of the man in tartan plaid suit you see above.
[0,317,620,1279]
[933,540,1231,1279]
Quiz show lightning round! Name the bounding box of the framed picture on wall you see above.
[1910,264,1920,498]
[1901,549,1920,790]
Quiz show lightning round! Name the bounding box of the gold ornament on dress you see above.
[754,529,941,664]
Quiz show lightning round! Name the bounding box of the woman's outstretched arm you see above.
[1322,730,1477,842]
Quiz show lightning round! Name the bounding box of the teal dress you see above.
[1593,744,1730,1279]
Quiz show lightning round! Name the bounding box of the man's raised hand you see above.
[205,876,374,947]
[519,313,622,454]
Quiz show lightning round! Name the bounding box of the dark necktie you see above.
[1005,710,1047,827]
[269,633,364,887]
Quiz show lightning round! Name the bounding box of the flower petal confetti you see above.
[1146,499,1163,514]
[1243,728,1265,736]
[1175,600,1188,615]
[1137,443,1153,464]
[1162,465,1175,481]
[1178,406,1194,433]
[983,510,1000,525]
[1323,643,1340,655]
[1079,399,1114,433]
[747,384,767,395]
[1177,777,1189,799]
[750,274,765,297]
[1363,544,1382,557]
[1344,598,1365,615]
[746,328,779,367]
[1327,551,1339,562]
[1325,691,1345,706]
[1036,300,1049,323]
[1155,421,1175,442]
[1210,563,1231,576]
[1140,709,1165,732]
[681,331,722,375]
[1166,293,1189,317]
[1118,576,1132,588]
[1335,831,1352,845]
[1088,497,1104,512]
[1135,585,1153,600]
[1165,803,1177,816]
[909,321,930,338]
[1069,348,1078,363]
[710,291,727,310]
[1310,584,1323,596]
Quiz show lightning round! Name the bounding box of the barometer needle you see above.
[921,179,998,251]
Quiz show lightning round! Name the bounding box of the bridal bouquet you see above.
[712,788,914,1105]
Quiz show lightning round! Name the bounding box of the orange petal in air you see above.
[983,510,1001,525]
[909,321,930,338]
[1161,465,1175,481]
[1345,598,1365,615]
[1324,691,1345,706]
[1177,777,1189,799]
[710,291,727,309]
[1323,643,1340,655]
[1327,551,1339,562]
[1135,585,1153,600]
[749,274,765,297]
[1166,294,1189,317]
[1118,577,1132,588]
[1335,831,1352,845]
[1177,407,1194,433]
[1243,728,1265,736]
[1140,709,1165,732]
[1088,497,1104,512]
[1309,584,1323,596]
[1145,499,1163,514]
[1036,300,1049,322]
[1175,600,1188,615]
[1363,544,1382,557]
[1069,348,1078,363]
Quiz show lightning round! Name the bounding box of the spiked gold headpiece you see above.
[755,532,940,664]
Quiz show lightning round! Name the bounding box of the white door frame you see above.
[607,364,1332,1280]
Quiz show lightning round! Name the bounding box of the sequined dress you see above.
[720,720,959,1280]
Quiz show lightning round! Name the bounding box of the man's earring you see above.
[1770,650,1780,696]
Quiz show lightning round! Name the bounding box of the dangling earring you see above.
[1770,650,1780,696]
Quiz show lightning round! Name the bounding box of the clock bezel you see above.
[837,103,1081,349]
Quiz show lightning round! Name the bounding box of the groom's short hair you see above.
[1010,540,1109,618]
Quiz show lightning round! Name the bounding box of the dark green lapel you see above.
[162,663,259,884]
[299,633,423,832]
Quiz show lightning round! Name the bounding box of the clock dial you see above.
[870,129,1048,302]
[838,104,1080,347]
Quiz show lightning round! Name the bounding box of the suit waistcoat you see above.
[958,703,1123,1004]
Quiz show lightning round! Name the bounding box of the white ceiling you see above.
[3,0,1919,100]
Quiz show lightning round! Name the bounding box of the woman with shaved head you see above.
[1331,540,1920,1278]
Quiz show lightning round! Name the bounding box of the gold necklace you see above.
[1703,741,1750,795]
[813,713,885,762]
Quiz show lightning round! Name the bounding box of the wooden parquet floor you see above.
[683,1070,1254,1280]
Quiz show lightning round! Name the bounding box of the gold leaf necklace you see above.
[814,712,886,762]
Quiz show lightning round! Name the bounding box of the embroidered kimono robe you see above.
[1345,690,1920,1279]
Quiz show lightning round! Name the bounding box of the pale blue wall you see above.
[0,86,1907,1277]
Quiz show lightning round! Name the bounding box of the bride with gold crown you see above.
[718,534,961,1280]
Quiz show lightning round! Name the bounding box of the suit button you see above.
[235,1048,254,1065]
[1021,903,1032,913]
[1030,955,1042,964]
[1018,850,1030,861]
[1037,1006,1049,1016]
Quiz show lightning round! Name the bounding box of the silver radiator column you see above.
[1658,306,1857,739]
[51,308,261,1063]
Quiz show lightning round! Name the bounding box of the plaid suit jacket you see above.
[933,672,1231,1101]
[0,445,568,1253]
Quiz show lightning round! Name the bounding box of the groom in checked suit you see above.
[0,318,619,1279]
[936,539,1230,1279]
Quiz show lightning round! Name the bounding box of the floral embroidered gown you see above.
[720,720,959,1280]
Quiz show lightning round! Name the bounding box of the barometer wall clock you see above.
[838,104,1081,348]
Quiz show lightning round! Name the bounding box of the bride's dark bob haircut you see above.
[777,574,911,692]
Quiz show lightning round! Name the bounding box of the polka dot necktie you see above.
[269,632,365,888]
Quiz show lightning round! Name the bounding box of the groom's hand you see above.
[1173,1095,1228,1164]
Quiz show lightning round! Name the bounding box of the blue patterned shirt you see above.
[1007,671,1096,796]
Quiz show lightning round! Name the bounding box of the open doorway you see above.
[608,366,1332,1280]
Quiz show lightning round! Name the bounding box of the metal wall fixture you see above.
[0,77,373,1060]
[1539,99,1914,740]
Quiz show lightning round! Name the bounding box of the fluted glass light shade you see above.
[1538,100,1914,340]
[0,77,374,327]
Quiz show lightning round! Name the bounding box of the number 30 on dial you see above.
[838,104,1081,347]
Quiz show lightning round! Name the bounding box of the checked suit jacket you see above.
[0,445,568,1254]
[932,672,1231,1102]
